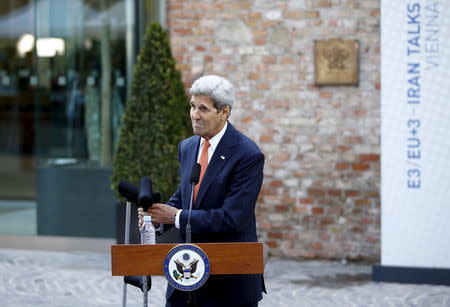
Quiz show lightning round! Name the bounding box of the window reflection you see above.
[0,0,128,198]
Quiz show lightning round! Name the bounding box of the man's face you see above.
[190,95,229,140]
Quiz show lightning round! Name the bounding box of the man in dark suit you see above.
[142,75,265,306]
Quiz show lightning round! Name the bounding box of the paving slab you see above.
[0,248,449,306]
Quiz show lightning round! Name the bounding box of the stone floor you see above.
[1,248,450,307]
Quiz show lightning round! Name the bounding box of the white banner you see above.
[381,0,450,268]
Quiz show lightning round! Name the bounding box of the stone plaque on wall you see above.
[314,39,359,86]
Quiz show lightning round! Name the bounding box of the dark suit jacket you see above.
[165,123,265,306]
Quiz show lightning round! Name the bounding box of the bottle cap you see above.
[143,215,152,222]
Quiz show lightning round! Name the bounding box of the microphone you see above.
[186,163,201,243]
[138,177,161,211]
[190,163,201,184]
[117,180,138,203]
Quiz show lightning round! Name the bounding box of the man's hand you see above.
[147,203,178,224]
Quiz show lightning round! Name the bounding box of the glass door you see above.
[34,0,127,166]
[0,0,36,200]
[0,0,165,236]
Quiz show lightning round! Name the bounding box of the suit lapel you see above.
[195,124,236,207]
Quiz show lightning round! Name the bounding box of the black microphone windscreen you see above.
[138,177,153,208]
[153,192,161,204]
[117,180,138,203]
[190,163,201,184]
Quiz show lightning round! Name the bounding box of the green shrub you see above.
[111,23,191,201]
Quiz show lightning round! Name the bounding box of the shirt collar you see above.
[201,121,228,151]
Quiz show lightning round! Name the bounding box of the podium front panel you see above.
[111,242,264,276]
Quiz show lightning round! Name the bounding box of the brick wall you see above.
[167,0,381,261]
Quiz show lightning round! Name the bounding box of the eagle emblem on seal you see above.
[172,258,200,281]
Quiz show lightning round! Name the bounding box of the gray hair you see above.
[190,75,235,111]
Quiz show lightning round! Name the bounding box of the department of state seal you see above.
[163,244,210,291]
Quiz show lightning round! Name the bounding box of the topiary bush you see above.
[111,23,191,201]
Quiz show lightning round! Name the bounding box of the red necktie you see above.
[194,140,210,202]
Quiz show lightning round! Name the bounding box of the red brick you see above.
[281,57,295,64]
[294,206,308,214]
[294,172,307,178]
[365,191,379,198]
[283,233,298,240]
[353,109,367,117]
[327,207,343,215]
[195,45,206,52]
[360,154,380,162]
[255,38,266,45]
[168,4,183,10]
[313,0,332,8]
[336,163,349,170]
[308,189,326,197]
[173,28,193,35]
[311,242,323,250]
[328,189,342,197]
[285,11,301,19]
[275,205,289,212]
[344,136,363,144]
[270,180,283,187]
[367,236,379,243]
[262,21,281,27]
[355,199,371,206]
[320,217,335,225]
[351,227,364,233]
[360,218,374,225]
[268,232,283,239]
[260,135,273,142]
[345,190,360,197]
[248,72,259,80]
[312,207,324,214]
[248,12,262,20]
[228,3,252,10]
[266,241,279,248]
[254,30,268,38]
[328,20,338,27]
[275,152,290,161]
[352,163,370,171]
[337,145,351,152]
[300,198,314,205]
[304,10,320,18]
[283,197,295,205]
[256,82,270,90]
[320,91,333,99]
[176,63,191,71]
[263,56,276,64]
[241,116,252,124]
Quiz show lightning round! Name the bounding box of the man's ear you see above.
[222,105,231,119]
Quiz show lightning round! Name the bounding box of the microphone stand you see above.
[186,164,200,307]
[122,201,131,307]
[186,182,195,244]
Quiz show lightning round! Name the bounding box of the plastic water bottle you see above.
[140,215,156,245]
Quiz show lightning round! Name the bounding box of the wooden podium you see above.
[111,242,264,276]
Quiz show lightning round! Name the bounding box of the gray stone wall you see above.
[167,0,381,261]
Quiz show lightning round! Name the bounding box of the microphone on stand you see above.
[117,180,138,203]
[186,163,201,243]
[138,177,161,211]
